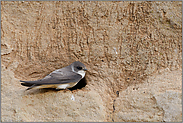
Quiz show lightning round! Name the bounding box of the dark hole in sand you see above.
[69,77,87,91]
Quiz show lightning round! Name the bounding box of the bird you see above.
[20,61,87,91]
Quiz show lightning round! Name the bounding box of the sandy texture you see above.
[113,68,182,122]
[1,1,182,122]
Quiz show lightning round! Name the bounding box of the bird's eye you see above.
[77,66,82,70]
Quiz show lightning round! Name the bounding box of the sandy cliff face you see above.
[1,1,182,122]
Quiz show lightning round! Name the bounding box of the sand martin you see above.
[20,61,87,90]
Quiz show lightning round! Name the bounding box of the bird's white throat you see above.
[77,70,86,78]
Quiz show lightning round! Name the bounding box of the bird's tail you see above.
[20,82,34,87]
[20,80,37,90]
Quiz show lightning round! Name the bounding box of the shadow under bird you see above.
[20,61,87,90]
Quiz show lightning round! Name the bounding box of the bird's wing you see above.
[20,67,82,85]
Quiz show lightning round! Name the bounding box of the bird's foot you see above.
[64,88,72,93]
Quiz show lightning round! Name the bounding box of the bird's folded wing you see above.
[20,71,82,85]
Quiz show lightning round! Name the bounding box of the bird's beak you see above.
[83,68,88,71]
